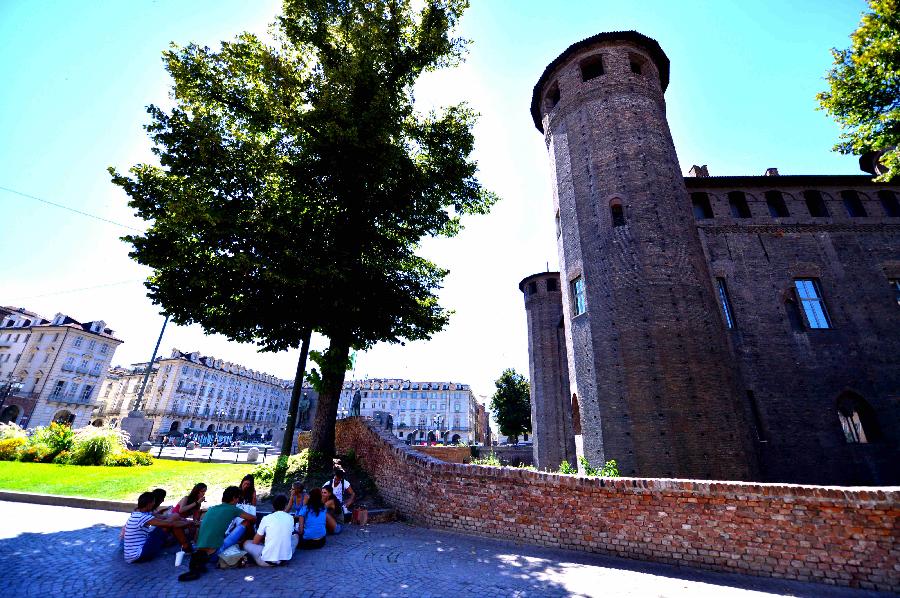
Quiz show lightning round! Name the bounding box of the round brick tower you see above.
[530,31,757,480]
[519,272,577,470]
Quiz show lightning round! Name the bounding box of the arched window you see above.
[803,190,829,217]
[628,52,648,75]
[727,191,751,218]
[841,190,867,217]
[837,392,881,443]
[765,190,789,217]
[877,190,899,217]
[579,55,604,81]
[545,81,560,110]
[691,192,713,219]
[610,199,625,227]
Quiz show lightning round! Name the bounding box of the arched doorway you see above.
[169,421,180,433]
[427,431,436,443]
[91,419,104,427]
[232,426,240,436]
[451,434,461,444]
[0,405,20,424]
[406,432,415,443]
[206,424,215,433]
[52,410,75,426]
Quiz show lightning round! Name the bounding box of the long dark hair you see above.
[186,483,207,504]
[306,488,324,516]
[240,474,255,503]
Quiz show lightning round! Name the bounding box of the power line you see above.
[0,185,143,232]
[9,280,144,301]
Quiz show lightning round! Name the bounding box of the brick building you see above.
[525,30,899,484]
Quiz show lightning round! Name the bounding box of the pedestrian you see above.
[322,468,354,521]
[296,488,335,550]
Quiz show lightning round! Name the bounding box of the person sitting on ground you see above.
[296,488,335,550]
[323,468,354,522]
[171,483,206,534]
[321,486,343,535]
[151,488,169,515]
[124,491,192,564]
[242,494,298,567]
[286,481,308,519]
[178,486,256,582]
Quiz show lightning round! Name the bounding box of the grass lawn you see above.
[0,460,263,503]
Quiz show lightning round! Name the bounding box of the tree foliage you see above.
[817,0,900,181]
[109,0,496,456]
[489,368,531,443]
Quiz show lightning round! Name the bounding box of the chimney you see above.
[688,164,710,177]
[764,167,780,176]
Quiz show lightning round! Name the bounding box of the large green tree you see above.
[489,368,531,444]
[110,0,496,457]
[817,0,899,181]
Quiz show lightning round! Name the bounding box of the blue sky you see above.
[0,0,869,398]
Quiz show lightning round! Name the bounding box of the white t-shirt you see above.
[325,478,352,514]
[257,511,295,562]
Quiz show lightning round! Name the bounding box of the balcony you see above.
[47,393,94,406]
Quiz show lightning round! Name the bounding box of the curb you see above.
[0,490,134,512]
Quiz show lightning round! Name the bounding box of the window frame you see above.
[715,278,735,329]
[793,278,832,329]
[571,276,586,316]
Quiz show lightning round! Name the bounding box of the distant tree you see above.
[489,369,531,443]
[110,0,496,458]
[817,0,899,181]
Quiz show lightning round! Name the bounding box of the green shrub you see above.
[131,451,153,466]
[52,450,72,464]
[23,423,75,461]
[251,449,311,485]
[17,444,50,462]
[579,456,620,477]
[0,422,27,442]
[0,437,25,460]
[557,460,576,474]
[471,452,501,466]
[71,427,128,466]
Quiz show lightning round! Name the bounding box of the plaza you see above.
[0,501,892,598]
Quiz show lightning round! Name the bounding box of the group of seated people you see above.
[121,468,356,582]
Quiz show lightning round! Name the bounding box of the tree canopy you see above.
[817,0,900,181]
[109,0,496,456]
[489,368,531,443]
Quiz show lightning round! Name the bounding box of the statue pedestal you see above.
[121,411,155,447]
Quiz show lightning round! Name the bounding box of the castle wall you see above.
[687,176,900,485]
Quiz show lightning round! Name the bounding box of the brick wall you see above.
[336,418,899,592]
[412,445,471,463]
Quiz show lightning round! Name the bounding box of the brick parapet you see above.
[335,417,899,592]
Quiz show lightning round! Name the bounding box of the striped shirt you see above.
[123,511,154,563]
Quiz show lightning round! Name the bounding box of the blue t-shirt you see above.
[302,507,327,540]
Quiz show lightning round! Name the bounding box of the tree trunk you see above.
[280,328,312,457]
[309,337,351,457]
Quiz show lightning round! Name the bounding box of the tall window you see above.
[50,380,65,398]
[716,278,735,329]
[803,190,829,217]
[878,190,899,217]
[765,190,789,217]
[837,393,880,443]
[611,202,625,227]
[794,279,831,329]
[80,385,94,401]
[571,276,586,316]
[841,190,867,217]
[555,210,561,237]
[579,55,604,81]
[727,191,751,218]
[691,192,713,219]
[73,336,83,348]
[890,279,900,306]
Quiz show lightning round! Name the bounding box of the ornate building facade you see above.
[96,349,292,442]
[338,378,479,444]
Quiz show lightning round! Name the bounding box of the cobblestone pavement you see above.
[0,501,891,598]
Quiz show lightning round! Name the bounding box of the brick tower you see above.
[530,31,758,479]
[519,272,577,470]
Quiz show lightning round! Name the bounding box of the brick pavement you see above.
[0,501,892,598]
